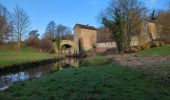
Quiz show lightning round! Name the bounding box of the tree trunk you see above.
[17,40,21,51]
[0,38,3,44]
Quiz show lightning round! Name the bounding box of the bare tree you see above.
[98,0,146,53]
[97,27,112,43]
[11,6,30,51]
[150,10,160,21]
[45,22,72,40]
[0,4,11,44]
[120,0,146,49]
[45,21,56,40]
[157,10,170,43]
[28,30,39,40]
[9,21,14,42]
[55,24,67,39]
[58,26,72,40]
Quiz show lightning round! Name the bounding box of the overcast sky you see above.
[1,0,169,36]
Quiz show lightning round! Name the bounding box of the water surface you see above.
[0,58,80,91]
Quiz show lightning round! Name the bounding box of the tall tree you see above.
[45,21,56,40]
[27,30,40,49]
[122,0,146,49]
[28,30,39,40]
[157,10,170,43]
[11,6,30,51]
[150,10,160,21]
[57,25,72,40]
[55,24,67,39]
[99,0,146,53]
[0,4,11,44]
[45,22,72,40]
[102,8,125,53]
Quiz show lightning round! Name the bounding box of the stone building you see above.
[59,21,158,54]
[74,24,97,53]
[131,20,158,46]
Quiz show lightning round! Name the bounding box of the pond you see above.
[0,58,80,91]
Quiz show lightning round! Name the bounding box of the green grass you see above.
[138,45,170,56]
[157,62,170,73]
[0,45,57,67]
[81,55,112,66]
[0,64,170,100]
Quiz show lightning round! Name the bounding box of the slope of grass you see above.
[0,44,57,67]
[138,45,170,56]
[158,62,170,73]
[81,55,112,66]
[0,64,170,100]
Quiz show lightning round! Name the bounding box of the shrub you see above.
[159,41,165,46]
[155,41,165,47]
[133,46,141,51]
[129,48,138,53]
[151,41,160,48]
[124,46,140,53]
[50,44,56,54]
[145,43,151,48]
[140,45,148,50]
[124,49,130,53]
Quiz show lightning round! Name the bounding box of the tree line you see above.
[98,0,170,53]
[0,4,73,52]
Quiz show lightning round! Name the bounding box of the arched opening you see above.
[61,44,72,55]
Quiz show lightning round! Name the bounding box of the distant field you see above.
[138,45,170,56]
[0,44,56,67]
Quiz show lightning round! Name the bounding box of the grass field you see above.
[1,45,170,100]
[81,55,112,66]
[138,45,170,56]
[0,63,170,100]
[0,44,57,67]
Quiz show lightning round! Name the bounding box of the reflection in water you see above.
[0,58,80,91]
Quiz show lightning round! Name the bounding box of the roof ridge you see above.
[73,24,96,30]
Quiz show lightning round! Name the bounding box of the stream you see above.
[0,58,80,91]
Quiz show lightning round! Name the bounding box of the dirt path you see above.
[108,54,170,77]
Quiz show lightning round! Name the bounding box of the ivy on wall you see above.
[52,39,61,51]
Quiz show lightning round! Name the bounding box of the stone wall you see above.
[131,21,158,46]
[74,26,81,53]
[74,25,97,53]
[80,28,97,51]
[96,42,116,48]
[73,21,158,53]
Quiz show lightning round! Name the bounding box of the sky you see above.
[0,0,169,36]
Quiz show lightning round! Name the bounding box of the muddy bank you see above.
[0,58,62,75]
[108,54,170,77]
[110,54,170,67]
